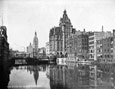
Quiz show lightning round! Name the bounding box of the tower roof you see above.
[59,10,72,26]
[35,31,37,36]
[64,9,67,15]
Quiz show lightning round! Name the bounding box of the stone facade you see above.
[49,27,63,55]
[49,10,75,56]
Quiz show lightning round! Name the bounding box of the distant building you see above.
[49,10,76,56]
[27,43,33,58]
[45,42,50,56]
[38,47,46,59]
[33,32,39,58]
[27,32,39,58]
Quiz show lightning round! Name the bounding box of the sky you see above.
[1,0,115,51]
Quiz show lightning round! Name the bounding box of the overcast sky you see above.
[1,0,115,51]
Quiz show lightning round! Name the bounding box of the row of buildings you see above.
[46,10,115,63]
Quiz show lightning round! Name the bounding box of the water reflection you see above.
[8,65,50,89]
[49,63,115,89]
[1,60,115,89]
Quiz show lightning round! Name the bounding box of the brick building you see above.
[97,36,113,63]
[67,30,89,61]
[88,29,112,61]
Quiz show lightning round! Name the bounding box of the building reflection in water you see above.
[27,65,40,85]
[8,64,47,88]
[2,60,115,89]
[48,63,115,89]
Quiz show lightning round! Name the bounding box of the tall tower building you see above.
[33,32,38,58]
[49,10,75,56]
[59,10,75,54]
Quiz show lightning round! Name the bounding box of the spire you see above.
[102,25,104,32]
[33,69,39,85]
[35,31,37,36]
[84,28,85,32]
[64,9,67,14]
[63,9,67,18]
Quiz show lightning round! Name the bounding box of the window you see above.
[104,49,106,52]
[108,55,109,58]
[105,55,106,58]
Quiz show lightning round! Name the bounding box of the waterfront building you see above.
[67,30,89,62]
[59,10,75,55]
[88,27,112,61]
[49,27,63,55]
[97,36,113,63]
[49,10,75,56]
[0,26,9,87]
[38,47,46,59]
[0,26,9,61]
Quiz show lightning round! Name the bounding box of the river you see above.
[2,62,115,89]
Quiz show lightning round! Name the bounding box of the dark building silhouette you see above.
[0,26,9,88]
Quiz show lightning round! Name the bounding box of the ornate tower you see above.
[59,10,73,54]
[33,32,38,58]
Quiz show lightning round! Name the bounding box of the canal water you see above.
[5,62,115,89]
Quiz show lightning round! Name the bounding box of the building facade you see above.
[49,10,75,56]
[89,30,113,61]
[97,36,113,63]
[45,42,50,57]
[38,47,46,59]
[49,27,63,55]
[0,26,9,61]
[67,30,89,61]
